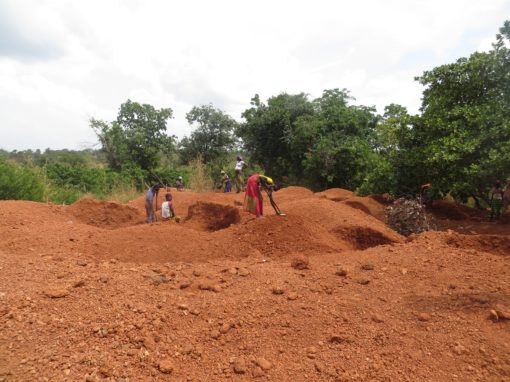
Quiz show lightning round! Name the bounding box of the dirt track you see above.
[1,187,509,381]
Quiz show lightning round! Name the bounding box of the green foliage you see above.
[411,21,510,202]
[238,93,315,178]
[238,89,379,190]
[179,104,238,164]
[91,100,175,172]
[0,157,45,201]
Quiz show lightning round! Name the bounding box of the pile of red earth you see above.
[0,187,509,381]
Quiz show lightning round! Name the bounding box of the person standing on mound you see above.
[234,156,247,193]
[145,184,161,223]
[244,173,274,218]
[490,180,504,220]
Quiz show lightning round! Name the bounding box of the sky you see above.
[0,0,508,151]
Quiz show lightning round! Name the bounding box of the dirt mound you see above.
[279,197,403,250]
[66,198,144,229]
[183,202,241,231]
[315,187,354,202]
[430,200,480,221]
[232,214,336,256]
[342,196,386,221]
[272,186,314,203]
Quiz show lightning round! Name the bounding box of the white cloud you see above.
[0,0,508,150]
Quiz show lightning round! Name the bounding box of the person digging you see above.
[243,173,285,218]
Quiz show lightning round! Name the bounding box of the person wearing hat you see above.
[243,173,274,218]
[234,156,247,193]
[175,176,184,192]
[220,170,232,192]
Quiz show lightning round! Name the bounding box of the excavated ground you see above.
[0,187,509,382]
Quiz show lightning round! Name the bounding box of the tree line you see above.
[1,21,509,206]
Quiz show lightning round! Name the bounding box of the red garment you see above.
[244,174,263,217]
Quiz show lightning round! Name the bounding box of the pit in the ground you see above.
[183,202,241,232]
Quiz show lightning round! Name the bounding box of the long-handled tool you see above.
[266,189,286,216]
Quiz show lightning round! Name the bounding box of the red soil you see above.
[1,187,509,381]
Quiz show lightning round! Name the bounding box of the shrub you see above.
[188,155,213,192]
[0,158,45,201]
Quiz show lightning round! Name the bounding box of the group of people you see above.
[420,180,510,221]
[144,184,180,224]
[219,156,247,193]
[144,156,282,223]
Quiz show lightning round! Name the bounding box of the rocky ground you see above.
[0,187,509,381]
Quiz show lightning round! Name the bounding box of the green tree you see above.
[238,93,315,178]
[91,100,175,172]
[179,104,237,163]
[413,20,510,202]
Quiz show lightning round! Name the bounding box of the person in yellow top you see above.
[243,173,284,217]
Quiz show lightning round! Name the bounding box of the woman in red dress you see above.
[243,173,274,217]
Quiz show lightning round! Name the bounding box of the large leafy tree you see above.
[413,20,510,202]
[296,89,379,189]
[91,100,174,172]
[179,104,237,163]
[237,93,315,177]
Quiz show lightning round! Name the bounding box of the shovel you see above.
[266,189,286,216]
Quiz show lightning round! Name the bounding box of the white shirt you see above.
[235,160,245,171]
[161,201,173,218]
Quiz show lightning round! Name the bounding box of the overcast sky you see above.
[0,0,508,151]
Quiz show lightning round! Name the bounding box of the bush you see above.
[188,156,213,192]
[385,198,434,236]
[0,158,45,201]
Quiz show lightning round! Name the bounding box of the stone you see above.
[143,271,169,286]
[182,343,194,355]
[44,287,69,299]
[255,357,272,371]
[291,256,310,270]
[495,304,510,320]
[335,268,348,277]
[158,359,174,374]
[287,292,298,301]
[358,279,370,285]
[211,329,221,339]
[180,280,192,289]
[219,323,231,334]
[453,344,467,356]
[198,282,221,292]
[72,280,85,288]
[99,275,109,284]
[233,359,247,374]
[329,334,352,344]
[238,268,251,277]
[76,260,88,267]
[272,287,284,295]
[371,314,384,323]
[361,264,375,271]
[417,313,431,322]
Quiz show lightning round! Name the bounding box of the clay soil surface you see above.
[1,187,509,381]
